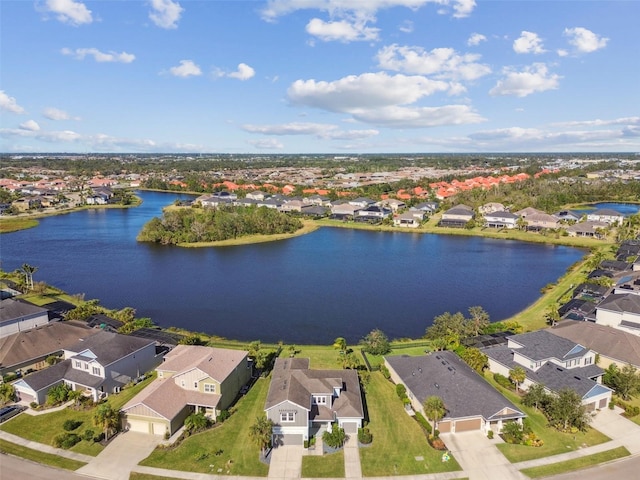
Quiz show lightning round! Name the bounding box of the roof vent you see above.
[434,383,440,389]
[574,376,581,380]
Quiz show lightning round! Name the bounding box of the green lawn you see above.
[0,374,156,456]
[0,438,87,471]
[520,446,630,478]
[0,217,39,233]
[486,378,610,462]
[301,451,345,478]
[140,377,270,476]
[129,473,180,480]
[359,372,461,476]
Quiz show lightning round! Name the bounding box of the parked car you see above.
[0,405,26,423]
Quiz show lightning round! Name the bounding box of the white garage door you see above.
[151,422,167,436]
[127,419,151,434]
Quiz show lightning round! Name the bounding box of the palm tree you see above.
[509,366,527,393]
[423,395,446,436]
[93,402,120,441]
[20,263,37,290]
[333,337,347,355]
[68,389,84,408]
[249,415,274,457]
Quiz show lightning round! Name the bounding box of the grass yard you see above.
[0,438,87,470]
[520,446,630,478]
[0,374,156,456]
[301,450,345,478]
[359,372,461,476]
[140,376,270,477]
[486,378,610,462]
[129,473,179,480]
[0,217,39,233]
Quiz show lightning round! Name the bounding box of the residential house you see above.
[264,358,364,445]
[551,321,640,370]
[587,208,625,226]
[514,207,545,219]
[599,260,630,273]
[200,195,233,209]
[484,210,519,229]
[553,210,582,222]
[595,294,640,332]
[356,205,391,222]
[304,195,331,207]
[330,202,361,220]
[385,351,526,434]
[12,331,160,404]
[245,190,268,201]
[482,330,612,411]
[300,205,328,218]
[279,199,304,213]
[0,298,50,338]
[0,321,97,377]
[348,197,376,209]
[380,198,406,212]
[438,204,474,228]
[414,201,439,214]
[478,203,506,215]
[393,211,423,228]
[566,221,608,238]
[523,213,560,231]
[121,345,251,436]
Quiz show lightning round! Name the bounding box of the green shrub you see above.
[487,430,494,439]
[395,383,407,399]
[493,373,512,390]
[82,429,95,442]
[217,409,230,423]
[30,402,39,409]
[358,427,373,444]
[322,425,347,448]
[414,411,432,434]
[63,419,82,431]
[52,433,81,449]
[380,365,390,379]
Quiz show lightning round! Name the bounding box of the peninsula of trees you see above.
[137,205,303,245]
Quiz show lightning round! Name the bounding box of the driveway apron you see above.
[268,444,303,479]
[76,431,161,480]
[441,431,527,480]
[343,434,362,479]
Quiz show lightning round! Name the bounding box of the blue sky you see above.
[1,0,638,154]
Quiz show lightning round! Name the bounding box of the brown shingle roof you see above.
[158,345,248,382]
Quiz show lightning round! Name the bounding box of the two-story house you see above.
[0,298,50,338]
[264,358,364,446]
[121,345,251,436]
[13,331,160,404]
[482,330,612,411]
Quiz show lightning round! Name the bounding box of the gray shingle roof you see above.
[529,362,609,398]
[265,358,364,420]
[598,294,640,314]
[507,330,588,362]
[67,331,154,366]
[385,351,524,421]
[0,298,48,323]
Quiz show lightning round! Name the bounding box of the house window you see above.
[280,412,295,422]
[194,382,198,388]
[204,383,216,393]
[92,367,100,375]
[75,360,82,368]
[584,357,593,366]
[313,396,327,405]
[84,363,89,370]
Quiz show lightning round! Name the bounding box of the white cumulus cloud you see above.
[376,44,491,81]
[169,60,202,77]
[513,31,546,54]
[19,120,41,131]
[43,107,79,120]
[0,91,25,114]
[227,63,256,81]
[149,0,184,29]
[242,122,379,140]
[306,18,379,42]
[248,138,284,150]
[489,63,560,97]
[61,48,135,63]
[467,33,486,46]
[42,0,92,26]
[351,104,484,128]
[564,27,609,53]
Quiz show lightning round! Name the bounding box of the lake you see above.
[1,191,590,344]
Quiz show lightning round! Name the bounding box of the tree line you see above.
[137,205,303,245]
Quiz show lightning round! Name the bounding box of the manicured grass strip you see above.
[359,372,461,476]
[0,438,86,471]
[140,377,270,476]
[520,446,630,478]
[129,473,180,480]
[0,373,156,456]
[301,450,345,478]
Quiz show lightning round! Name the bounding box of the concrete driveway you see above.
[76,431,161,480]
[268,444,303,479]
[441,431,527,480]
[590,407,640,454]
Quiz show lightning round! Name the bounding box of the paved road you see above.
[548,455,640,480]
[0,454,86,480]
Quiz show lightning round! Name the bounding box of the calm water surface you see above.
[2,192,588,344]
